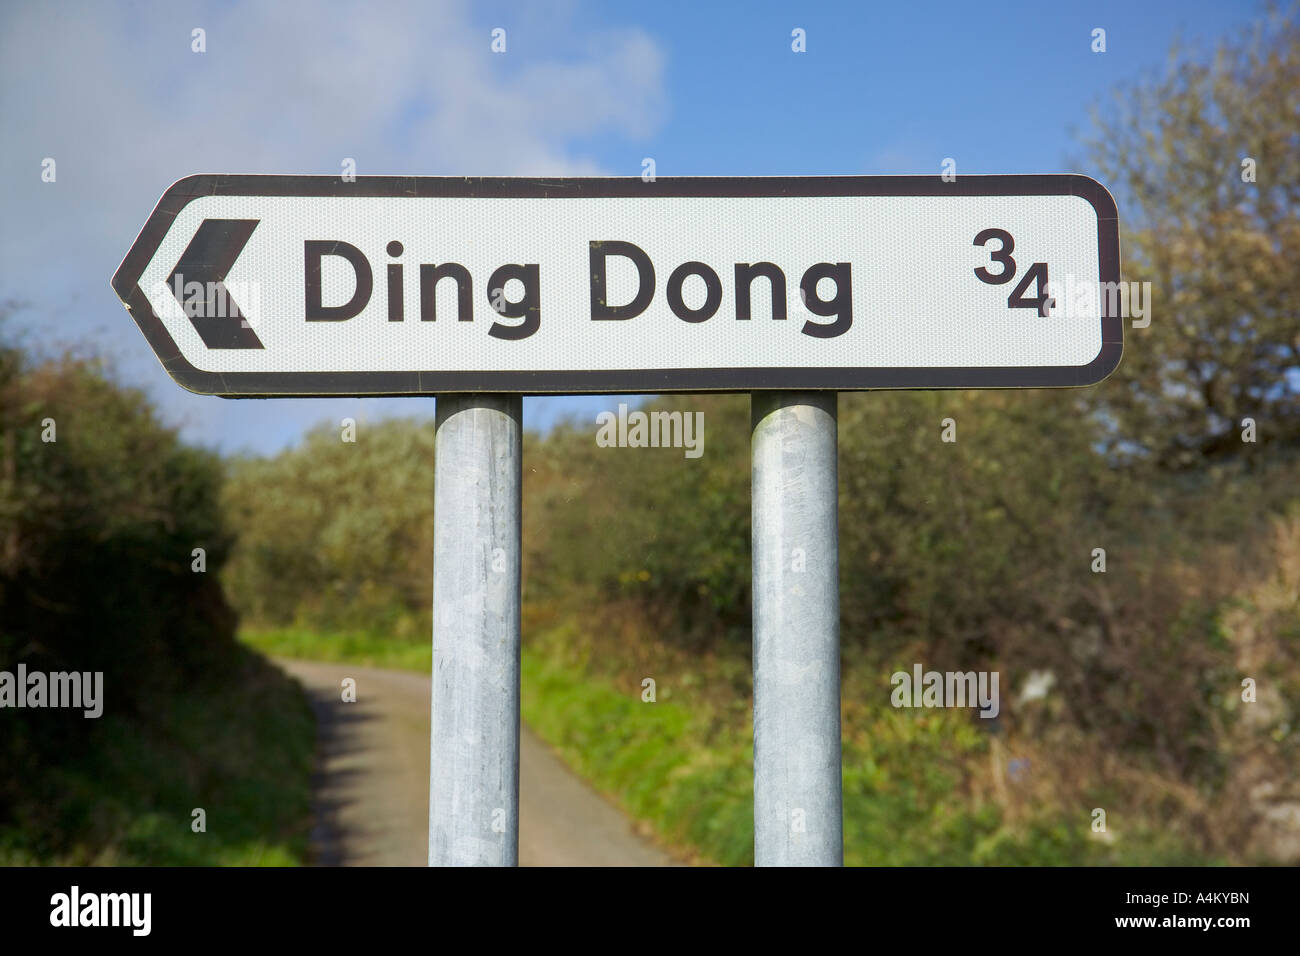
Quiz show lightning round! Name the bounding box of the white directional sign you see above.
[112,175,1121,395]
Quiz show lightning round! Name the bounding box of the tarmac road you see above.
[277,658,679,867]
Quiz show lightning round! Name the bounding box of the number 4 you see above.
[1008,262,1053,317]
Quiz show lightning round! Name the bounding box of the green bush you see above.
[0,331,311,864]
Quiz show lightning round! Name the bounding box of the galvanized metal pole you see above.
[430,394,522,866]
[751,392,843,866]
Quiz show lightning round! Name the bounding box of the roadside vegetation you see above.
[0,330,313,865]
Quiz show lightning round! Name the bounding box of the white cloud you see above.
[0,0,666,451]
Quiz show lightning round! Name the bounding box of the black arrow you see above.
[168,218,264,349]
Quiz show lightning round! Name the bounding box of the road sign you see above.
[109,172,1125,867]
[112,174,1121,397]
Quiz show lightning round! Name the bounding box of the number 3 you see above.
[973,228,1016,285]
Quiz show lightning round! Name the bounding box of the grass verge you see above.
[0,645,314,865]
[239,621,1220,866]
[241,626,431,671]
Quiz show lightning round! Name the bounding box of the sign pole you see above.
[751,392,843,866]
[429,394,522,866]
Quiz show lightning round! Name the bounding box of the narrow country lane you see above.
[277,658,680,867]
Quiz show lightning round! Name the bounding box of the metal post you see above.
[751,392,843,866]
[430,394,522,866]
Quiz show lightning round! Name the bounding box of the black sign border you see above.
[112,174,1122,397]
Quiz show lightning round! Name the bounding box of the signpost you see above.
[114,174,1121,866]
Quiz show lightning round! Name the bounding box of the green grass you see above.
[241,625,431,672]
[0,645,314,866]
[238,620,1220,866]
[520,644,754,865]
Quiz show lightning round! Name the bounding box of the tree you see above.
[1087,8,1300,470]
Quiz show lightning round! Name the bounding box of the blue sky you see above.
[0,0,1266,455]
